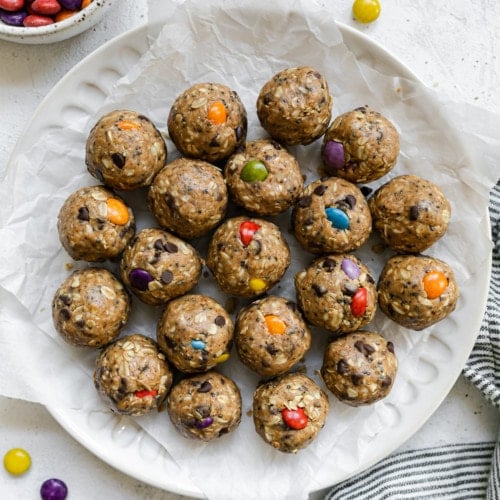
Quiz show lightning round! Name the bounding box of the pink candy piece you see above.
[23,13,54,26]
[0,0,24,12]
[31,0,61,15]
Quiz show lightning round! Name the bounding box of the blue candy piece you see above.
[325,207,350,230]
[191,339,206,350]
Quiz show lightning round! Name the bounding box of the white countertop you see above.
[0,1,499,499]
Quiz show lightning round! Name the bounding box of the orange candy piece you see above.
[207,101,227,125]
[82,0,93,8]
[423,270,448,299]
[117,120,141,131]
[106,198,129,225]
[265,315,286,335]
[55,10,77,22]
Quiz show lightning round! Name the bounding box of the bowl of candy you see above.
[0,0,116,44]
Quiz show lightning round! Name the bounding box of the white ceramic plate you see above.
[8,17,490,500]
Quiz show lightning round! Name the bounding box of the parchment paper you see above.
[0,1,499,499]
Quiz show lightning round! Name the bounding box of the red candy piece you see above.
[0,0,24,12]
[281,408,308,430]
[23,14,54,26]
[239,221,260,246]
[31,0,61,15]
[134,389,157,398]
[350,287,368,317]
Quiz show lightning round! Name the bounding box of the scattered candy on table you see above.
[0,0,92,27]
[352,0,381,24]
[3,447,31,475]
[40,478,68,500]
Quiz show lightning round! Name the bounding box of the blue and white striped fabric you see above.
[326,182,500,500]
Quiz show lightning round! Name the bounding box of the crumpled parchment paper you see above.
[0,0,499,499]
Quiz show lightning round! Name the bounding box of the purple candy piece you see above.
[341,258,360,280]
[323,140,345,170]
[40,478,68,500]
[129,268,153,291]
[59,0,83,9]
[0,9,28,26]
[194,416,213,429]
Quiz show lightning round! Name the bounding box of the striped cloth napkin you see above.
[326,182,500,500]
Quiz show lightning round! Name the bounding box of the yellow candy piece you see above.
[265,315,286,335]
[4,448,31,476]
[216,352,230,364]
[249,278,267,293]
[106,198,129,225]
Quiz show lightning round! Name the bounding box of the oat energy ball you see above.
[235,296,311,377]
[321,106,400,183]
[253,372,329,453]
[120,228,202,305]
[167,82,247,163]
[321,331,397,406]
[148,158,228,239]
[369,175,451,253]
[295,254,377,334]
[156,294,234,373]
[256,66,332,146]
[206,216,291,297]
[57,185,135,262]
[292,177,372,254]
[86,110,167,191]
[224,139,303,216]
[167,371,242,441]
[378,254,459,331]
[93,334,173,416]
[52,268,130,348]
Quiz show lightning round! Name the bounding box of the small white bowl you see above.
[0,0,116,44]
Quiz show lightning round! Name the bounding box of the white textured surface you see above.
[0,1,498,499]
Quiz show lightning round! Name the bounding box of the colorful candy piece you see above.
[81,0,91,7]
[0,0,24,11]
[23,14,54,26]
[40,478,68,500]
[215,352,230,364]
[3,448,31,475]
[129,268,153,291]
[54,9,76,22]
[0,9,27,25]
[325,207,350,230]
[264,314,286,335]
[239,220,260,246]
[350,287,368,317]
[240,159,268,182]
[281,408,308,430]
[117,120,141,131]
[190,339,206,350]
[323,140,345,170]
[352,0,381,23]
[31,0,62,16]
[423,270,448,299]
[194,416,214,429]
[249,277,267,293]
[59,0,82,9]
[207,100,227,125]
[106,198,129,225]
[135,389,157,398]
[341,258,360,280]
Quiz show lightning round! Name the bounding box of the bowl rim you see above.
[0,0,115,40]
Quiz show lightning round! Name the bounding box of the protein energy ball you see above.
[224,139,303,216]
[86,110,167,191]
[156,294,234,373]
[93,334,173,416]
[120,227,202,306]
[295,254,377,334]
[292,177,372,254]
[167,371,242,441]
[253,372,329,453]
[321,106,399,183]
[148,157,228,239]
[378,254,459,330]
[206,216,291,297]
[368,174,451,253]
[321,331,397,406]
[235,296,311,377]
[52,268,130,348]
[57,185,135,262]
[256,66,332,145]
[167,82,247,163]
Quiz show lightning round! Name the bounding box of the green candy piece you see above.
[240,160,268,182]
